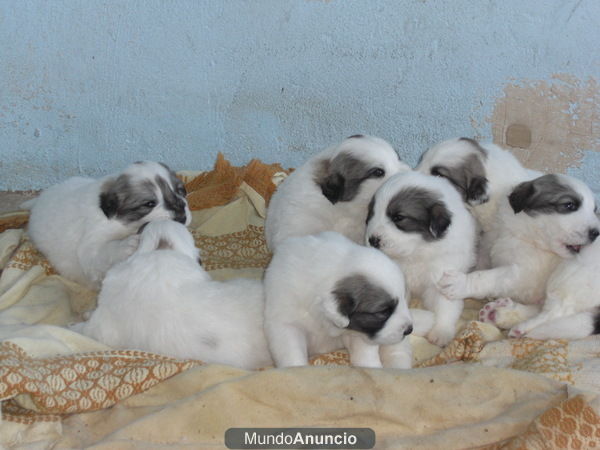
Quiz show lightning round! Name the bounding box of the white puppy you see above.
[26,161,191,290]
[365,171,477,346]
[265,135,409,250]
[75,220,273,370]
[507,233,600,340]
[439,173,600,329]
[264,232,433,369]
[416,137,537,234]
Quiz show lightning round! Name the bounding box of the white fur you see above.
[439,173,600,329]
[265,135,409,250]
[508,236,600,340]
[366,171,477,346]
[264,232,431,369]
[26,162,191,290]
[76,220,272,370]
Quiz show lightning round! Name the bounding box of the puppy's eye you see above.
[370,168,385,178]
[177,186,187,196]
[563,202,578,212]
[143,200,157,208]
[431,168,445,178]
[393,213,405,222]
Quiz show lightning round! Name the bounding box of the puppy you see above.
[75,220,273,370]
[439,173,600,329]
[265,135,409,250]
[365,171,477,346]
[416,137,537,234]
[507,234,600,340]
[26,161,191,290]
[264,232,433,369]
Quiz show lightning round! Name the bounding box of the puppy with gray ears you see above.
[75,220,273,370]
[439,173,600,330]
[416,137,537,235]
[366,171,477,346]
[264,232,433,368]
[265,135,410,250]
[26,161,191,290]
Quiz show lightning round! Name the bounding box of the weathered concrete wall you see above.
[1,0,599,190]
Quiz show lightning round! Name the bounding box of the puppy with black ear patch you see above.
[264,232,433,368]
[366,171,477,346]
[416,137,537,234]
[74,220,272,370]
[265,135,409,250]
[438,173,600,330]
[26,161,191,290]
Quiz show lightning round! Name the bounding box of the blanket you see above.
[1,154,599,449]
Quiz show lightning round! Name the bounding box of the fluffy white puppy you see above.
[75,220,272,370]
[265,135,409,250]
[416,137,537,234]
[507,233,600,340]
[26,161,191,290]
[365,171,477,346]
[439,173,600,329]
[264,232,433,369]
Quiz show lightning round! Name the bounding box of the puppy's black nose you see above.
[174,213,187,224]
[589,228,599,242]
[368,235,381,249]
[403,324,413,336]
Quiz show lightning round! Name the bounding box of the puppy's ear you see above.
[314,158,345,204]
[321,173,345,204]
[509,180,535,214]
[99,178,119,218]
[428,203,452,239]
[321,295,351,328]
[466,175,488,204]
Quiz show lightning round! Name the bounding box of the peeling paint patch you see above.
[489,74,600,173]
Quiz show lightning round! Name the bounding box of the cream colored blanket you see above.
[1,155,599,449]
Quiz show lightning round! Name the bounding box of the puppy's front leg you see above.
[342,334,383,368]
[423,287,463,347]
[438,265,519,300]
[380,338,412,369]
[266,324,309,368]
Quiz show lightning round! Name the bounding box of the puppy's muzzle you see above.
[368,235,381,249]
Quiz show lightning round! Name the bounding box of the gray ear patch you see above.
[431,152,488,205]
[313,152,384,204]
[386,187,453,241]
[509,174,582,216]
[155,175,188,224]
[333,274,398,338]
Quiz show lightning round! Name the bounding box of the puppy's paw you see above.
[437,270,467,300]
[426,326,455,347]
[478,298,520,329]
[508,326,525,339]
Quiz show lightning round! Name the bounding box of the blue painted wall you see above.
[1,0,599,190]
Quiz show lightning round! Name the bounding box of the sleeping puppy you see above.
[416,137,537,234]
[438,173,600,330]
[26,161,191,290]
[365,171,477,346]
[265,135,409,250]
[507,235,600,340]
[75,220,273,370]
[264,232,434,368]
